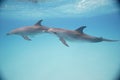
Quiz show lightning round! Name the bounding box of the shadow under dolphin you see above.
[47,26,119,47]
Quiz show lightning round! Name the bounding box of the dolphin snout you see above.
[6,33,12,36]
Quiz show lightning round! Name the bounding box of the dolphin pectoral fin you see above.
[59,37,69,47]
[53,32,69,47]
[22,35,31,41]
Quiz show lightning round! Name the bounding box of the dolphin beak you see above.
[6,33,11,36]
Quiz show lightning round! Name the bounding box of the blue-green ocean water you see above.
[0,0,120,80]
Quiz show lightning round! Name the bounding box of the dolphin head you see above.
[6,30,17,36]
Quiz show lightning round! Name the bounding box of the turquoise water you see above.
[0,0,120,80]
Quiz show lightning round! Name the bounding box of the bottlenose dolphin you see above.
[48,26,118,47]
[7,20,49,41]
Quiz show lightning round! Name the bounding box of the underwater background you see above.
[0,0,120,80]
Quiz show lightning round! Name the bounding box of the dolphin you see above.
[47,26,118,47]
[6,20,49,41]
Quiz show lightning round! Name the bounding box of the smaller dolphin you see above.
[47,26,118,47]
[7,20,49,41]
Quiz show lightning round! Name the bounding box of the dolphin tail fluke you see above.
[102,38,119,42]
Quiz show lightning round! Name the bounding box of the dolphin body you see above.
[47,26,118,47]
[7,20,49,41]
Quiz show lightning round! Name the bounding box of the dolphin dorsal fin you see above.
[35,19,43,26]
[75,26,86,33]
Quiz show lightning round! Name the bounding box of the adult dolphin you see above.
[7,20,49,41]
[48,26,118,47]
